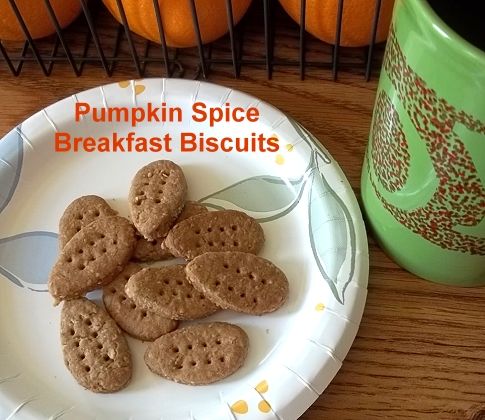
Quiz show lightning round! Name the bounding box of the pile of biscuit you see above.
[48,160,289,393]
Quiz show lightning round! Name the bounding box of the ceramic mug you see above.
[361,0,485,285]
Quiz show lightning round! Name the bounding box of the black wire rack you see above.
[0,0,386,80]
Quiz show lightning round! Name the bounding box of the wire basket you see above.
[0,0,387,80]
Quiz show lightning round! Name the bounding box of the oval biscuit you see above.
[145,322,248,385]
[125,266,219,320]
[59,195,117,249]
[61,298,132,393]
[164,210,265,260]
[186,251,289,315]
[49,216,136,303]
[103,263,178,341]
[129,160,187,241]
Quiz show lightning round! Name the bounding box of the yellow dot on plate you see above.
[135,84,146,95]
[118,80,130,88]
[275,154,285,165]
[285,144,294,152]
[315,303,325,311]
[255,380,268,394]
[231,400,248,414]
[258,400,272,413]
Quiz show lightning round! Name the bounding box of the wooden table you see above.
[1,64,484,420]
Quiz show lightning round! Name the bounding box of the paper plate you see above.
[0,79,368,419]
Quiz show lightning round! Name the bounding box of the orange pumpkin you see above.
[0,0,82,41]
[278,0,395,47]
[102,0,253,48]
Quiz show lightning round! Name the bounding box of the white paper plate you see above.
[0,79,368,420]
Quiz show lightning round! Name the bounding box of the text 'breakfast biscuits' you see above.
[164,210,265,260]
[144,322,249,385]
[125,266,219,320]
[133,201,208,262]
[49,216,136,303]
[61,298,132,393]
[103,263,178,341]
[186,251,289,315]
[129,160,187,241]
[58,195,117,249]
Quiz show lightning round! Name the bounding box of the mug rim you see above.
[413,0,485,67]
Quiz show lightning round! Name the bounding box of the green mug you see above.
[361,0,485,285]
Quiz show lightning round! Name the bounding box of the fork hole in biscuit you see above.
[261,279,267,285]
[78,263,86,271]
[208,241,214,247]
[121,296,127,302]
[100,234,105,239]
[69,328,75,336]
[231,225,237,231]
[102,248,107,253]
[206,359,212,365]
[91,332,98,338]
[199,295,205,300]
[190,361,197,367]
[141,310,147,317]
[187,344,193,350]
[74,340,80,347]
[196,241,202,248]
[163,279,169,285]
[78,249,83,254]
[158,290,164,296]
[201,342,207,348]
[80,354,85,360]
[172,290,178,296]
[89,240,95,246]
[233,241,239,247]
[228,286,234,291]
[240,293,246,298]
[194,229,201,234]
[215,281,221,287]
[219,357,225,363]
[207,227,212,233]
[175,365,183,370]
[103,355,111,362]
[85,366,91,373]
[85,319,92,326]
[176,280,183,285]
[77,214,83,220]
[223,263,229,269]
[110,288,116,294]
[221,241,226,246]
[236,268,241,274]
[253,297,258,303]
[112,240,117,245]
[94,210,100,217]
[76,227,81,232]
[130,303,136,309]
[216,339,222,345]
[249,273,255,280]
[97,343,103,349]
[66,257,73,263]
[172,347,179,353]
[186,293,192,299]
[219,226,225,232]
[154,198,161,204]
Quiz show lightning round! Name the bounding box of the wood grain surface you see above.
[1,63,484,420]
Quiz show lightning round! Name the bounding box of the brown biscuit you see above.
[49,216,136,303]
[61,298,132,393]
[164,210,265,260]
[103,263,178,341]
[132,201,208,262]
[129,160,187,241]
[125,266,219,320]
[58,195,117,249]
[144,322,248,385]
[186,251,289,315]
